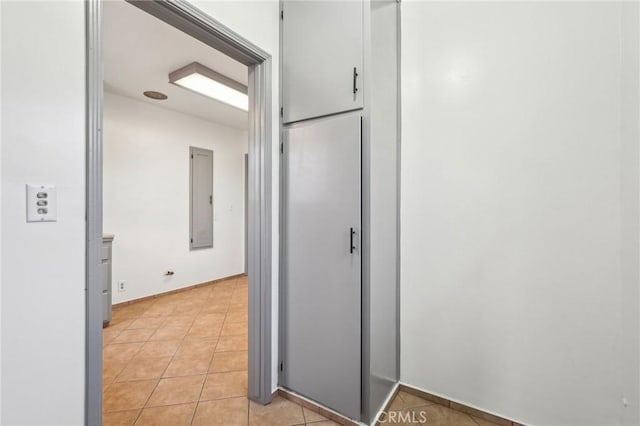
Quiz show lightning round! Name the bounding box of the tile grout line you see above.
[181,286,211,426]
[109,298,161,424]
[133,296,174,424]
[208,281,233,363]
[104,300,159,392]
[469,416,482,426]
[247,391,250,426]
[103,277,245,425]
[108,331,158,385]
[230,277,252,426]
[112,274,244,308]
[192,279,238,425]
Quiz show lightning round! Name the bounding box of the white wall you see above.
[401,2,638,426]
[103,92,247,304]
[0,1,281,424]
[1,1,86,425]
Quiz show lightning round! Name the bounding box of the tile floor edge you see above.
[397,382,528,426]
[373,382,400,426]
[112,274,246,308]
[277,387,366,426]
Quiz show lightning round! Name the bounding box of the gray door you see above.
[282,0,363,124]
[283,113,362,420]
[190,147,214,249]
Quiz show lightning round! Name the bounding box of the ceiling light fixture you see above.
[143,91,168,100]
[169,62,248,111]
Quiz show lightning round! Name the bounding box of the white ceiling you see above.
[104,0,249,129]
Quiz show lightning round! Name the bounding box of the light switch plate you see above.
[26,184,57,222]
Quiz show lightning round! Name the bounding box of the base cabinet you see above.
[102,234,114,326]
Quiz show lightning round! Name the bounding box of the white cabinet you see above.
[281,0,363,123]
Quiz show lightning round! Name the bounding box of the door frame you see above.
[244,153,249,275]
[85,1,274,424]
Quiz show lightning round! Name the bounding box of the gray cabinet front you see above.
[190,147,214,250]
[282,113,362,419]
[282,0,364,124]
[102,236,114,326]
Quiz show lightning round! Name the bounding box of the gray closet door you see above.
[282,0,363,124]
[283,113,362,420]
[190,147,214,249]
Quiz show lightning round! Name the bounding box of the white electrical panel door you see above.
[190,147,214,249]
[282,0,364,124]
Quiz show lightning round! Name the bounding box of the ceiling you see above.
[103,1,249,130]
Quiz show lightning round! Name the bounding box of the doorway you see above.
[86,0,273,424]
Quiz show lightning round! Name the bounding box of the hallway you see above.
[101,276,504,426]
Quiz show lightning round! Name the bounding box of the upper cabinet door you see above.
[282,0,363,124]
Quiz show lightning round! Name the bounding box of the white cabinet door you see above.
[282,0,363,124]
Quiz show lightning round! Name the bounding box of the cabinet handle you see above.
[350,227,356,253]
[353,67,359,94]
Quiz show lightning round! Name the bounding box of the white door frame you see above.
[85,1,274,424]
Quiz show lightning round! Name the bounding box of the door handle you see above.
[353,67,358,94]
[350,227,356,254]
[209,195,212,205]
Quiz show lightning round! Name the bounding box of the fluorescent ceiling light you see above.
[169,62,248,111]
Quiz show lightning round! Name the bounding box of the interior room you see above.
[1,1,639,426]
[100,2,253,424]
[102,0,249,307]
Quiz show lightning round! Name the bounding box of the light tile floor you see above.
[384,392,501,426]
[103,276,499,426]
[103,276,340,426]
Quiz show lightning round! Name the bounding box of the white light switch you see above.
[26,184,57,222]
